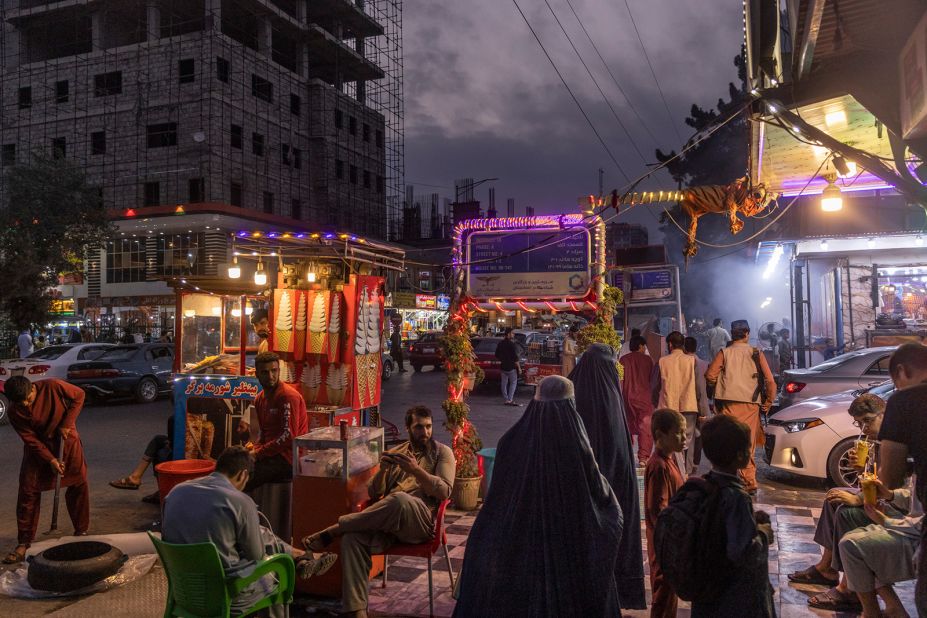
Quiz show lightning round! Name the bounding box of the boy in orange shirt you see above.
[644,408,687,617]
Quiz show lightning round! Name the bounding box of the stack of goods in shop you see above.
[271,275,384,415]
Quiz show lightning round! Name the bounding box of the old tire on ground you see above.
[0,392,9,425]
[135,377,159,404]
[28,541,127,593]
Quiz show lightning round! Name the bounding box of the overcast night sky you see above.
[401,0,745,240]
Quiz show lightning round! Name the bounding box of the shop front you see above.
[385,291,449,341]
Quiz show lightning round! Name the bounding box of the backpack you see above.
[653,475,733,602]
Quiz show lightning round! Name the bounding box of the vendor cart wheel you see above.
[0,392,8,425]
[135,377,159,404]
[382,360,393,381]
[27,541,127,593]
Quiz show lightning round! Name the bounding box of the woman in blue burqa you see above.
[569,342,646,609]
[453,375,623,617]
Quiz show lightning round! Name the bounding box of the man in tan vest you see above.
[705,319,776,494]
[651,331,702,475]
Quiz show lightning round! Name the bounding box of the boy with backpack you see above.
[644,408,687,617]
[654,414,776,617]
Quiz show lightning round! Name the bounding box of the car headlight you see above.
[782,418,825,433]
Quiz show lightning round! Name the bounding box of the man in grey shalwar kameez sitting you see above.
[162,446,336,617]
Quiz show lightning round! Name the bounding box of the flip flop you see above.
[788,565,840,586]
[2,546,26,564]
[808,587,863,612]
[297,552,338,579]
[302,531,334,552]
[109,477,141,490]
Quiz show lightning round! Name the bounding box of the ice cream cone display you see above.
[326,363,350,406]
[309,290,328,355]
[281,360,297,384]
[274,290,294,353]
[293,292,307,361]
[327,293,343,363]
[301,363,322,404]
[364,289,381,405]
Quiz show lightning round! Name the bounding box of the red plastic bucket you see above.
[155,459,215,499]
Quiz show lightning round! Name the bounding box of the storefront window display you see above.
[877,266,927,327]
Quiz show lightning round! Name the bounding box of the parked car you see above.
[0,380,8,425]
[777,346,896,409]
[0,344,114,382]
[765,381,895,487]
[67,343,174,403]
[472,336,527,383]
[511,329,539,348]
[381,353,396,381]
[408,331,445,372]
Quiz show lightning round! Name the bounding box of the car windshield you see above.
[26,345,71,360]
[868,381,896,399]
[807,350,871,372]
[474,338,502,354]
[97,347,139,362]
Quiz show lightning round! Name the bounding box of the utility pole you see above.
[598,168,604,196]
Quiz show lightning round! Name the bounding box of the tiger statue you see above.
[603,177,775,260]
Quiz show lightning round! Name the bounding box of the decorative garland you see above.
[441,286,484,478]
[576,284,625,378]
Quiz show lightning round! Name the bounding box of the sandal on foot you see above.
[302,531,334,552]
[3,546,27,564]
[808,587,863,612]
[297,552,338,579]
[109,477,141,490]
[788,565,839,586]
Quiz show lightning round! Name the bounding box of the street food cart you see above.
[167,230,405,462]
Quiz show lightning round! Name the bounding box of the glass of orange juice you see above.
[854,440,871,471]
[861,474,878,506]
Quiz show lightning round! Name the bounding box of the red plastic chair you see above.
[377,498,454,618]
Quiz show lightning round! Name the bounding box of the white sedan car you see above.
[764,381,895,487]
[0,344,114,382]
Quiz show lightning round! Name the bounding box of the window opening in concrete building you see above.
[230,182,243,207]
[51,137,66,158]
[350,165,358,184]
[91,131,106,156]
[251,74,273,102]
[252,132,264,156]
[336,160,344,179]
[106,239,147,283]
[363,170,370,188]
[216,57,230,83]
[292,199,302,220]
[290,93,300,116]
[335,109,343,129]
[263,191,274,214]
[178,58,195,84]
[55,80,69,103]
[293,148,301,169]
[147,123,177,148]
[189,178,205,203]
[2,144,15,167]
[157,233,205,276]
[94,71,122,96]
[144,182,160,206]
[363,123,370,142]
[231,124,242,149]
[18,86,31,109]
[349,116,357,136]
[281,144,290,165]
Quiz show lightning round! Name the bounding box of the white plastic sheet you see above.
[0,554,157,599]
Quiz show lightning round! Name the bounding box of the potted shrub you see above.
[441,293,484,510]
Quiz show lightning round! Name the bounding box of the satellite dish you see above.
[192,131,206,143]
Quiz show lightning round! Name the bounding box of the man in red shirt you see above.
[620,335,655,465]
[246,352,308,492]
[4,377,89,564]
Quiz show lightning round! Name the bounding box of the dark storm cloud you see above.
[402,0,745,235]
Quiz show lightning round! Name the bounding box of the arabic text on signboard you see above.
[466,229,591,299]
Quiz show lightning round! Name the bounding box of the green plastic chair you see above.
[148,532,295,618]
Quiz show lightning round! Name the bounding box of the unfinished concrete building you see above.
[0,0,403,334]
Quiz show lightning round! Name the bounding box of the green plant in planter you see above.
[441,294,484,478]
[576,284,625,377]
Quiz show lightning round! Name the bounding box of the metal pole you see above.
[794,262,807,369]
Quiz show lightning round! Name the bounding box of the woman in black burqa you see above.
[453,375,623,617]
[569,342,646,609]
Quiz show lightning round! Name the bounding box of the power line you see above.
[541,0,648,164]
[564,0,662,150]
[622,0,683,144]
[510,0,631,183]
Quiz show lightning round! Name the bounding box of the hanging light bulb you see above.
[254,256,267,286]
[228,255,241,279]
[307,271,317,283]
[820,173,843,212]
